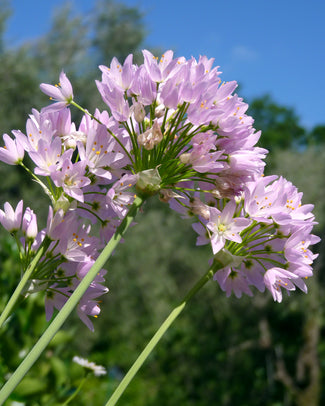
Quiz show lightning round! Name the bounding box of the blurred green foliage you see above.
[0,1,324,405]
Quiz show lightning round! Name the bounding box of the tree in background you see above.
[248,94,325,406]
[0,0,10,54]
[249,94,306,152]
[30,3,90,82]
[308,125,325,146]
[0,0,149,219]
[0,0,149,133]
[92,0,147,65]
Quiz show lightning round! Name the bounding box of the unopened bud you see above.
[155,103,166,118]
[24,279,45,295]
[64,138,77,149]
[212,178,238,199]
[138,120,163,150]
[22,208,38,240]
[190,197,210,220]
[132,102,146,123]
[179,152,191,164]
[138,129,155,150]
[159,189,184,203]
[152,120,163,143]
[66,131,87,149]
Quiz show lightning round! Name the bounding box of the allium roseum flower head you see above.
[0,49,319,329]
[95,49,267,198]
[16,50,268,213]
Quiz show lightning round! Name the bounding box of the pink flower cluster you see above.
[0,50,319,328]
[178,175,319,302]
[95,50,267,193]
[0,106,135,329]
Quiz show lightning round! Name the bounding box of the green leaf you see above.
[49,356,68,387]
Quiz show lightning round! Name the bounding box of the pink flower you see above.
[0,133,24,165]
[45,286,71,321]
[264,268,300,303]
[77,125,125,180]
[142,49,182,83]
[51,159,90,202]
[106,174,138,218]
[207,201,251,254]
[96,79,130,122]
[29,137,72,176]
[129,65,157,105]
[77,298,101,332]
[40,71,73,112]
[179,146,224,173]
[46,206,65,240]
[98,54,135,91]
[0,200,23,232]
[284,226,320,266]
[214,267,253,298]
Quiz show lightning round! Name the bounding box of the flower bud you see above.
[0,200,23,233]
[138,120,163,150]
[64,130,87,149]
[190,197,210,220]
[179,153,191,164]
[155,103,166,118]
[132,102,146,123]
[152,120,163,143]
[138,129,155,150]
[159,189,183,203]
[22,208,38,240]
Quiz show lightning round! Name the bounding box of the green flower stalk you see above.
[105,256,231,406]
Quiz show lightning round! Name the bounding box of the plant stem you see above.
[61,374,88,406]
[105,258,227,406]
[0,238,50,328]
[0,196,144,405]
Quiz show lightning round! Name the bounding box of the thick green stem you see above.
[0,196,144,405]
[0,238,51,328]
[105,258,228,406]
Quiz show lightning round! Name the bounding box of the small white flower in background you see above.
[73,356,107,376]
[18,349,28,359]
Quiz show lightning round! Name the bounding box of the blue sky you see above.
[5,0,325,129]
